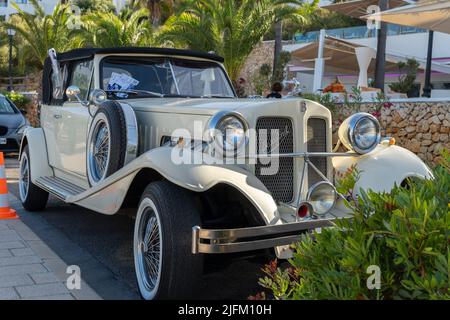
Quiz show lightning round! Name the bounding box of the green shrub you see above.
[1,91,30,111]
[389,59,420,97]
[258,150,450,300]
[301,92,337,117]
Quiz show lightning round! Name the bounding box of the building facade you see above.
[0,0,60,20]
[285,24,450,96]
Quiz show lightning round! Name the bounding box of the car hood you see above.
[122,97,300,115]
[0,113,26,129]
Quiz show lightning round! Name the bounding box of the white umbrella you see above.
[322,0,408,19]
[364,0,450,34]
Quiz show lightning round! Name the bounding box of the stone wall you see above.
[22,93,40,127]
[331,100,450,163]
[17,71,41,128]
[239,41,275,95]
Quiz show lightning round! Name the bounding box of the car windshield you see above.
[0,96,17,114]
[101,56,235,99]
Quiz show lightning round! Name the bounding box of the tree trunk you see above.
[273,20,283,79]
[422,30,434,97]
[149,0,162,28]
[374,0,388,91]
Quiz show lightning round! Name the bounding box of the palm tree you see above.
[130,0,180,27]
[1,0,73,67]
[373,0,388,90]
[161,0,304,81]
[272,0,318,78]
[73,8,154,47]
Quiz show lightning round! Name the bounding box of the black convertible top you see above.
[42,47,225,104]
[56,47,225,63]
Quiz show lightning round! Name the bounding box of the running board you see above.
[35,176,86,201]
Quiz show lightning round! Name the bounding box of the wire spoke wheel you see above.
[88,119,111,183]
[19,152,29,202]
[133,182,203,300]
[135,198,163,299]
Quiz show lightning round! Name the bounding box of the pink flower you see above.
[371,111,381,118]
[383,102,393,109]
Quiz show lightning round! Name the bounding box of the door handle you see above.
[53,114,62,119]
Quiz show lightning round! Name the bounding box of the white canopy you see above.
[322,0,409,19]
[364,0,450,34]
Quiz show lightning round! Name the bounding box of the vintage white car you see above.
[19,47,432,300]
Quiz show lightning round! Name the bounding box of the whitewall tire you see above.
[133,181,203,300]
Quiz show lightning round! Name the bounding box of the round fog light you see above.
[307,182,337,215]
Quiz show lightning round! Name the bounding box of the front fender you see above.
[20,127,53,182]
[332,144,433,195]
[71,146,280,225]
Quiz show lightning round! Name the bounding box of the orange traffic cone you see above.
[0,152,18,219]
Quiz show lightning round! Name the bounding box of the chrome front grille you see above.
[255,117,294,203]
[307,118,327,187]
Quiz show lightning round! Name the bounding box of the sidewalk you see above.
[0,194,101,300]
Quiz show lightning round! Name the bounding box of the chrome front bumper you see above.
[192,151,358,254]
[192,218,334,254]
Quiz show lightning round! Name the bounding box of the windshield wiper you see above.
[105,89,164,97]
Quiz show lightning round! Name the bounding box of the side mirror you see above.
[65,85,90,107]
[66,85,81,102]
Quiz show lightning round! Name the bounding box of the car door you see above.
[40,63,68,171]
[54,59,94,178]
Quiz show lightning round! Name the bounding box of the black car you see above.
[0,94,30,153]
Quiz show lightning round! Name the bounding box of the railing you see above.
[0,76,35,92]
[294,24,427,43]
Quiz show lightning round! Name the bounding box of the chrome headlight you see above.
[209,111,248,154]
[307,181,337,215]
[338,113,381,154]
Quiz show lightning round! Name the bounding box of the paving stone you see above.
[29,272,60,284]
[24,294,75,300]
[0,287,19,300]
[5,220,21,228]
[69,280,102,300]
[12,228,40,241]
[15,282,69,299]
[0,264,48,276]
[0,229,21,242]
[10,248,34,257]
[0,274,34,288]
[0,249,12,258]
[0,241,25,250]
[25,240,59,259]
[0,255,42,267]
[42,258,70,280]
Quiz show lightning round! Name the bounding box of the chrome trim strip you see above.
[308,160,329,181]
[118,102,138,165]
[238,151,359,159]
[192,219,334,254]
[196,235,301,254]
